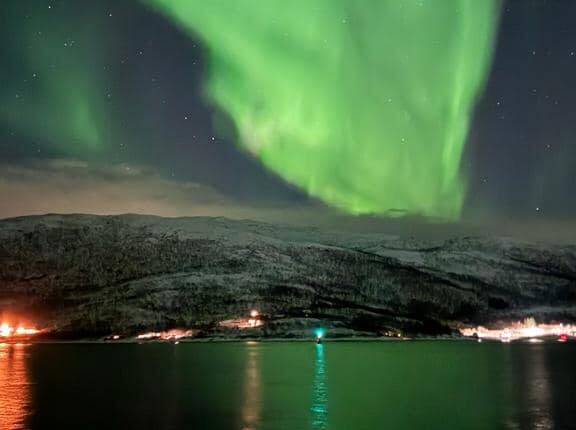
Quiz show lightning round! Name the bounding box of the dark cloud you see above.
[0,159,241,218]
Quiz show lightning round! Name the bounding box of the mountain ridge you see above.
[0,214,575,338]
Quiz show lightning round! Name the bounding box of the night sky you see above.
[1,0,575,237]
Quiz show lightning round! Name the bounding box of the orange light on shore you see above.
[0,323,40,339]
[15,327,39,336]
[247,310,261,328]
[136,329,194,340]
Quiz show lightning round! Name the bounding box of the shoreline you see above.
[3,335,466,344]
[0,336,535,345]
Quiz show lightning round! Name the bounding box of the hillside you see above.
[0,214,575,338]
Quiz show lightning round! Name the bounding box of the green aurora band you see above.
[147,0,499,219]
[0,3,109,153]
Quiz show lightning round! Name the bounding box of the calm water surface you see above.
[1,341,575,429]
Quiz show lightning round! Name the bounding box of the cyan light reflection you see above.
[311,344,328,429]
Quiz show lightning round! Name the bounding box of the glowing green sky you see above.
[146,0,498,219]
[0,4,108,153]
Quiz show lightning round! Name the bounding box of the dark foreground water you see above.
[1,341,575,430]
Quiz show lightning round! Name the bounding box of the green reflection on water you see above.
[7,342,576,429]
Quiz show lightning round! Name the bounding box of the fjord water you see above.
[1,342,575,429]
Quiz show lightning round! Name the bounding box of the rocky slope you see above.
[0,214,575,338]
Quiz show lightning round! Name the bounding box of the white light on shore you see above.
[460,318,574,342]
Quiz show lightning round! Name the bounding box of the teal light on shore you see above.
[314,328,325,339]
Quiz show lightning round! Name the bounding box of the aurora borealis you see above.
[0,3,110,153]
[1,0,576,233]
[145,0,498,219]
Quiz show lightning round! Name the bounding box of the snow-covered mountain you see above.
[0,214,575,338]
